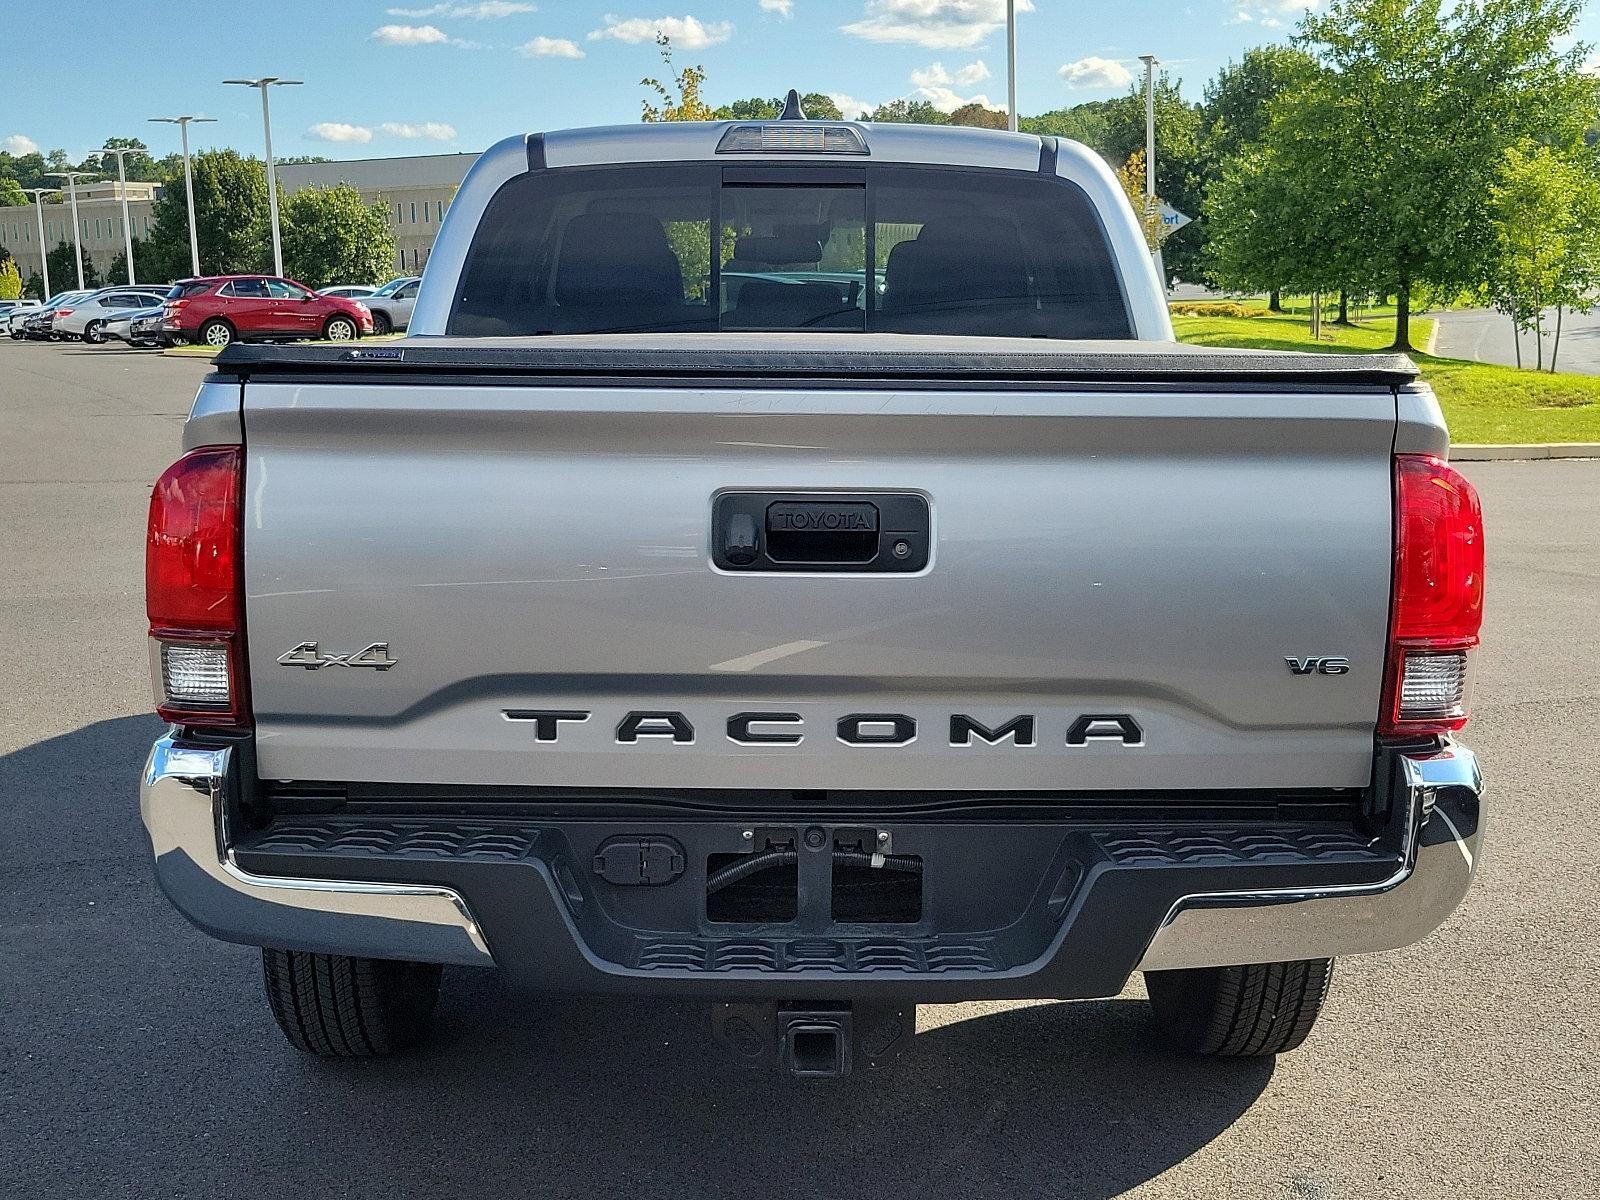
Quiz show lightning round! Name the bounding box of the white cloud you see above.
[1231,0,1317,27]
[909,58,989,88]
[759,0,793,15]
[3,134,39,155]
[841,0,1032,50]
[371,23,452,43]
[381,121,459,139]
[912,84,995,113]
[1058,56,1133,89]
[308,122,375,143]
[587,14,734,48]
[518,35,585,56]
[388,2,536,16]
[828,92,877,120]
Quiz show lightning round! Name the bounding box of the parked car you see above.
[159,275,373,347]
[140,118,1484,1074]
[361,275,421,334]
[54,286,172,342]
[7,291,93,339]
[319,284,377,299]
[103,302,166,348]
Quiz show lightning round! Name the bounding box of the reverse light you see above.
[1379,455,1484,737]
[146,446,249,726]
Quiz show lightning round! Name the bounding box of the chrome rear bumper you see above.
[141,734,1482,989]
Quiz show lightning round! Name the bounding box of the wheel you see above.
[83,321,106,344]
[261,949,442,1057]
[323,315,359,341]
[1144,958,1334,1057]
[199,319,234,348]
[370,310,392,336]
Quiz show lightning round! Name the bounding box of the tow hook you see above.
[712,1001,913,1077]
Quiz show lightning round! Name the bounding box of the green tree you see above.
[106,239,158,286]
[1284,0,1590,350]
[1021,101,1113,147]
[24,269,44,299]
[0,257,21,300]
[1488,142,1600,369]
[85,137,162,181]
[948,102,1008,129]
[46,240,99,290]
[1203,46,1319,165]
[714,94,844,120]
[143,149,270,279]
[279,184,397,289]
[862,98,949,124]
[1094,75,1208,282]
[0,177,26,206]
[641,34,715,122]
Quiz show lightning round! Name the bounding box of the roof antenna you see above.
[779,88,807,120]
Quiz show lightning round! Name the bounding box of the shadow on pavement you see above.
[4,716,1273,1200]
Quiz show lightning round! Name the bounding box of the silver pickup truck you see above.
[139,114,1485,1076]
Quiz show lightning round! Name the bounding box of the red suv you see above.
[161,276,374,348]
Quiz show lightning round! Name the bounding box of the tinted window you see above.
[165,282,213,300]
[396,282,421,299]
[223,279,268,299]
[449,163,1131,338]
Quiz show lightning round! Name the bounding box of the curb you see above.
[1453,443,1600,461]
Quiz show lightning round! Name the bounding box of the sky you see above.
[5,0,1599,164]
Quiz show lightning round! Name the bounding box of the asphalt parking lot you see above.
[2,339,1596,1199]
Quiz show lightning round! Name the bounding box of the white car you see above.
[7,291,94,339]
[55,287,172,342]
[362,276,421,334]
[102,302,167,348]
[319,284,378,299]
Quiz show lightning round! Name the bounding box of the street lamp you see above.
[1005,0,1018,132]
[44,171,98,291]
[149,115,217,277]
[19,187,55,299]
[96,146,140,284]
[1138,55,1159,213]
[224,77,303,277]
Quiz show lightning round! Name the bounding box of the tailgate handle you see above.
[713,493,929,573]
[766,502,878,563]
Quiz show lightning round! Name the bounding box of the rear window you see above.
[165,282,213,300]
[449,163,1132,339]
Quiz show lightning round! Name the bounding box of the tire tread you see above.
[261,949,441,1057]
[1146,958,1334,1057]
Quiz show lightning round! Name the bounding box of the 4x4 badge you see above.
[277,641,397,671]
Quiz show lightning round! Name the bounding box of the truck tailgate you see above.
[236,343,1401,791]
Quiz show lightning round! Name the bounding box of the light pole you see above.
[149,116,217,277]
[224,77,303,277]
[1138,54,1163,283]
[97,146,140,284]
[1005,0,1018,132]
[44,171,98,291]
[1139,55,1159,214]
[19,187,54,299]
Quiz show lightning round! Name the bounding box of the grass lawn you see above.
[1173,311,1600,444]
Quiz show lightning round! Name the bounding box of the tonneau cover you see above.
[213,333,1420,388]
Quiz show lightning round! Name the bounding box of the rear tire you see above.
[370,310,393,336]
[199,318,234,348]
[261,949,442,1057]
[1145,958,1334,1057]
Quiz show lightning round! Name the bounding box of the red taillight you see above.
[146,446,249,727]
[55,309,73,317]
[1379,454,1484,737]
